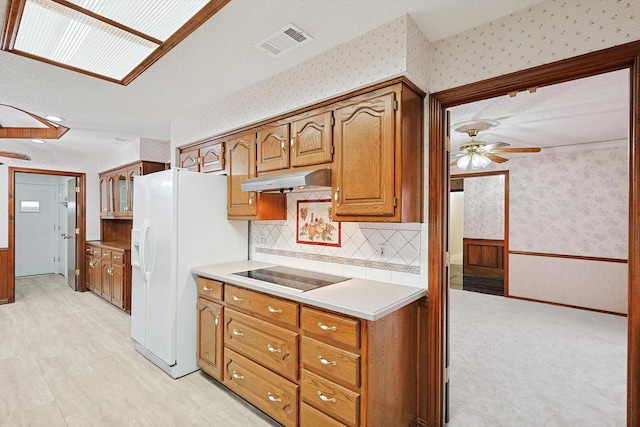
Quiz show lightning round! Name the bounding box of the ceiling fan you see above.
[451,128,541,170]
[0,151,31,161]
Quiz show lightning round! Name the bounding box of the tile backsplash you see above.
[250,190,423,288]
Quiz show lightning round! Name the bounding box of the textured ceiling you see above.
[449,69,630,156]
[8,0,615,158]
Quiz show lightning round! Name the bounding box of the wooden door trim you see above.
[8,167,87,302]
[428,40,640,426]
[451,170,509,295]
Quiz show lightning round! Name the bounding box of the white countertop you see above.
[191,260,426,321]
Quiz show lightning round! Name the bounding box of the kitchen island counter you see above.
[192,260,426,321]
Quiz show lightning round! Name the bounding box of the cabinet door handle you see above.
[281,141,286,152]
[232,329,244,337]
[317,355,337,366]
[317,322,337,332]
[232,295,245,302]
[248,194,253,205]
[267,344,281,353]
[214,313,220,327]
[267,306,282,314]
[290,136,295,152]
[231,370,244,380]
[334,187,340,206]
[317,391,336,403]
[267,392,282,403]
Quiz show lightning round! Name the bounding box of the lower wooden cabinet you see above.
[195,276,419,426]
[196,297,224,380]
[85,242,131,313]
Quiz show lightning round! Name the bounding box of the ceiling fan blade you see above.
[482,142,510,151]
[0,151,31,160]
[484,153,509,163]
[491,147,541,153]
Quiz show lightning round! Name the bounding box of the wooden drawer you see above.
[225,285,299,328]
[110,250,124,265]
[101,249,111,260]
[92,246,102,256]
[301,336,360,389]
[301,307,361,350]
[301,402,348,427]
[224,349,298,427]
[224,309,299,381]
[301,369,360,427]
[197,277,223,302]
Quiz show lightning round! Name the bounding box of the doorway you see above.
[426,42,640,425]
[7,167,86,302]
[450,171,508,297]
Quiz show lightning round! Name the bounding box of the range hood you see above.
[241,168,331,193]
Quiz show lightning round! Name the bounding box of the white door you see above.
[66,178,77,290]
[15,182,57,276]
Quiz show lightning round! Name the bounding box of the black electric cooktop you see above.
[231,266,349,292]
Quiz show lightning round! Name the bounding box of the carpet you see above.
[449,288,627,426]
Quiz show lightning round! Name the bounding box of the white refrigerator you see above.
[131,168,248,378]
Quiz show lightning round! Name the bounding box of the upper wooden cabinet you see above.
[257,122,289,172]
[290,110,333,168]
[332,82,423,223]
[99,161,165,219]
[227,130,286,220]
[178,139,225,173]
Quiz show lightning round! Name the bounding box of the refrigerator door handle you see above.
[140,219,151,283]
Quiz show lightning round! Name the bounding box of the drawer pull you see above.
[232,295,245,302]
[231,370,245,380]
[317,322,337,332]
[317,355,337,366]
[203,286,213,291]
[232,329,245,337]
[267,306,282,314]
[267,344,282,353]
[267,392,282,403]
[317,391,336,403]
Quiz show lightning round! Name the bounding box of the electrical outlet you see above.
[258,234,266,245]
[378,244,387,260]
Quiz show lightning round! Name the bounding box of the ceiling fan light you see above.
[456,154,471,170]
[471,154,491,170]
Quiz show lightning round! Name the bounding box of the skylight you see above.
[1,0,230,85]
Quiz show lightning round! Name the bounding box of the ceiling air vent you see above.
[255,23,312,57]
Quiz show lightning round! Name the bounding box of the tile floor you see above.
[0,274,279,427]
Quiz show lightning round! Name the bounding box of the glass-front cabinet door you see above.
[117,172,127,216]
[128,167,140,217]
[108,177,116,217]
[100,177,108,217]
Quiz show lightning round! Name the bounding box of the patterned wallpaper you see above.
[462,175,505,240]
[429,0,640,92]
[509,146,628,258]
[171,15,429,150]
[454,145,628,259]
[98,137,170,172]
